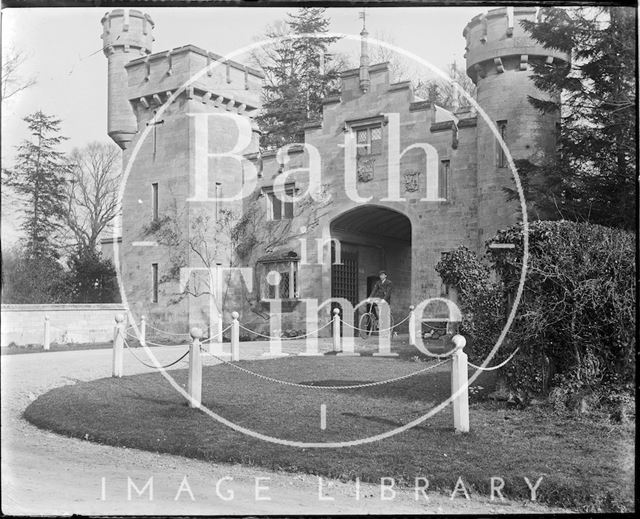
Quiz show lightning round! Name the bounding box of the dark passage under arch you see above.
[330,206,412,326]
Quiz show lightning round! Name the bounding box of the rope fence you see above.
[144,322,191,337]
[199,324,233,345]
[340,312,411,335]
[205,352,449,390]
[108,307,484,434]
[236,319,333,341]
[123,337,190,369]
[113,307,415,348]
[124,332,190,348]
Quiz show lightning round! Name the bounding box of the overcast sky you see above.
[1,5,489,245]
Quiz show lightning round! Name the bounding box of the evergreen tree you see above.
[65,249,120,303]
[517,7,636,230]
[253,8,343,149]
[4,111,69,257]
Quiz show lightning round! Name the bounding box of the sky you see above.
[1,5,489,245]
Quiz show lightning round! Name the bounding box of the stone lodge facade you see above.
[100,8,567,335]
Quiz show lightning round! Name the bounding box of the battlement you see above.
[463,7,569,83]
[340,62,393,102]
[124,44,263,111]
[101,9,154,57]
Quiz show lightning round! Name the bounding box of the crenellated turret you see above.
[101,9,154,149]
[463,6,570,239]
[463,6,568,83]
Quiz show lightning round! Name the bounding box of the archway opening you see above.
[330,206,412,329]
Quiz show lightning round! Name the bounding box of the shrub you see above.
[65,249,120,303]
[436,221,636,413]
[1,246,71,303]
[435,246,506,365]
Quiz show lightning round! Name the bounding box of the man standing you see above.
[368,270,393,329]
[369,270,392,304]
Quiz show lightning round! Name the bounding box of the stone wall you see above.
[1,304,127,346]
[116,42,262,335]
[240,62,481,333]
[464,6,569,240]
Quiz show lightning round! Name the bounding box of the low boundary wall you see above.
[1,304,128,346]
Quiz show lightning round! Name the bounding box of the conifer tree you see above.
[516,6,636,230]
[253,8,343,149]
[4,111,69,258]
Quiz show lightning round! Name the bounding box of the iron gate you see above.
[331,248,358,327]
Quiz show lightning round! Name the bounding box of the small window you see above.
[264,184,295,221]
[356,125,382,157]
[151,182,159,221]
[439,160,450,200]
[151,263,159,303]
[497,120,507,168]
[259,260,299,299]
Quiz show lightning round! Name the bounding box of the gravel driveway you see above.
[1,344,564,515]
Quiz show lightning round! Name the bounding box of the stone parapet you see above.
[102,9,155,149]
[101,9,154,57]
[124,44,262,114]
[463,7,569,83]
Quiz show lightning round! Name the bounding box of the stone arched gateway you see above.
[329,205,412,329]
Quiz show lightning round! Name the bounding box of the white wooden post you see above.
[408,305,416,346]
[43,314,51,351]
[332,308,341,352]
[112,314,125,378]
[188,327,203,409]
[140,315,146,347]
[231,312,240,361]
[450,334,469,433]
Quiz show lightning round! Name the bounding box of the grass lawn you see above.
[1,335,187,355]
[24,356,634,512]
[1,342,115,355]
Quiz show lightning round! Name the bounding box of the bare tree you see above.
[367,32,477,111]
[370,30,410,83]
[414,61,477,110]
[64,142,121,253]
[2,47,36,102]
[144,184,333,318]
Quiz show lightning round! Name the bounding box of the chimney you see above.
[359,11,370,93]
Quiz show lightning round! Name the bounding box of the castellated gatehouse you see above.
[100,7,568,336]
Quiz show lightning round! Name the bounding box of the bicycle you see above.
[358,303,395,339]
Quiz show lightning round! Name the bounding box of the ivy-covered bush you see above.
[436,221,635,417]
[435,246,505,364]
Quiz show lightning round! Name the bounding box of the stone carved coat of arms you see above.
[357,156,375,182]
[403,170,421,192]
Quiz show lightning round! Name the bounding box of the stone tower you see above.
[101,9,154,150]
[101,8,263,331]
[464,6,569,238]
